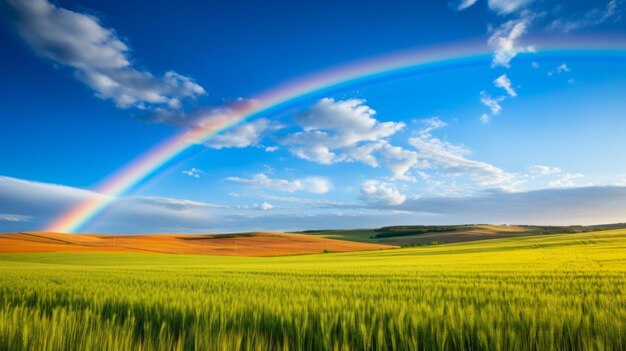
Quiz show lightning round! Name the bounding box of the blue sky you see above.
[1,0,625,233]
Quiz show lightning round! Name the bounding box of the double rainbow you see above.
[45,40,626,233]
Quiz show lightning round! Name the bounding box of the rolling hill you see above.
[0,232,394,256]
[293,223,626,246]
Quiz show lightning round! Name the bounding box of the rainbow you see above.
[45,40,626,233]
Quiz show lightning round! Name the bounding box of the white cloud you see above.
[360,180,406,205]
[549,173,584,188]
[205,118,277,149]
[388,186,626,225]
[480,91,505,115]
[494,74,517,97]
[550,0,620,32]
[480,113,491,124]
[408,118,516,188]
[453,0,479,11]
[379,143,420,180]
[254,202,274,210]
[130,196,226,210]
[258,194,346,208]
[3,175,626,233]
[528,165,562,176]
[488,16,534,67]
[265,146,279,152]
[454,0,534,14]
[182,168,202,178]
[0,175,225,233]
[487,0,534,14]
[548,63,570,76]
[531,61,540,69]
[556,63,570,73]
[226,173,332,194]
[3,0,205,110]
[282,98,404,165]
[0,213,32,222]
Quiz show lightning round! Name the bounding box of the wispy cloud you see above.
[488,16,534,68]
[480,113,491,124]
[2,0,205,112]
[408,118,516,189]
[182,168,203,178]
[487,0,534,15]
[528,165,562,176]
[204,117,280,149]
[0,213,32,222]
[3,174,626,232]
[226,173,332,194]
[550,0,621,33]
[548,63,570,77]
[493,74,517,97]
[454,0,534,14]
[480,91,505,115]
[451,0,479,11]
[548,173,585,188]
[0,175,220,232]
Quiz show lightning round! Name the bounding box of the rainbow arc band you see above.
[44,40,626,233]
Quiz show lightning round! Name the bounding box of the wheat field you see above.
[1,230,625,350]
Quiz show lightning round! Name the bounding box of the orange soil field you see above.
[0,232,395,256]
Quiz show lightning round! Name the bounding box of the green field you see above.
[1,230,626,350]
[292,223,626,246]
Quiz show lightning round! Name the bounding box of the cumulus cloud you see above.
[379,143,420,180]
[360,180,406,205]
[2,0,205,110]
[480,91,505,115]
[488,16,534,67]
[205,118,278,149]
[281,98,425,179]
[226,173,332,194]
[282,98,404,165]
[408,118,515,188]
[493,74,517,97]
[254,202,274,210]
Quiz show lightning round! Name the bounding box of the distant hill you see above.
[0,232,395,256]
[293,223,626,247]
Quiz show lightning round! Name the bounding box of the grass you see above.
[1,230,626,350]
[293,223,626,246]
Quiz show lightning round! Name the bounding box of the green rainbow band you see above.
[44,40,626,233]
